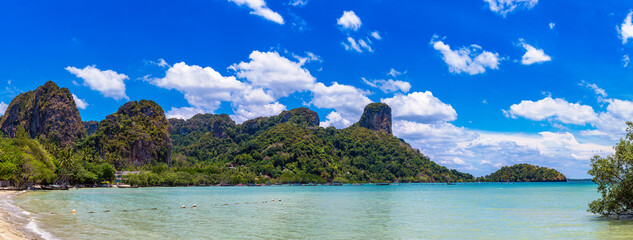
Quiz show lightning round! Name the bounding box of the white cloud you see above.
[229,0,284,24]
[358,39,373,52]
[230,51,315,98]
[165,107,205,120]
[505,97,598,125]
[371,31,381,40]
[382,91,457,123]
[387,68,404,77]
[430,36,501,75]
[484,0,538,17]
[231,102,286,123]
[293,52,322,65]
[393,119,612,177]
[342,37,362,53]
[362,78,411,93]
[337,11,361,31]
[72,94,89,109]
[0,102,7,116]
[65,65,129,100]
[549,22,555,29]
[320,111,351,129]
[151,62,246,112]
[624,55,630,67]
[311,82,371,127]
[618,11,633,44]
[579,80,607,97]
[288,0,308,7]
[519,39,551,65]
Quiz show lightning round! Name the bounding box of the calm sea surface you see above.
[10,182,633,239]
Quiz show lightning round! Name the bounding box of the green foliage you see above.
[169,111,474,184]
[0,136,57,188]
[483,164,566,182]
[81,100,171,168]
[588,121,633,215]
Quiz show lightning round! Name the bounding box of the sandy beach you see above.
[0,191,33,240]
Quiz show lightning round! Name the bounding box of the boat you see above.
[41,184,68,190]
[447,182,455,185]
[330,183,343,186]
[304,183,317,186]
[376,183,390,185]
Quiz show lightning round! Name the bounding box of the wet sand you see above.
[0,191,33,240]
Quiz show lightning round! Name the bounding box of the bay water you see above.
[11,182,633,239]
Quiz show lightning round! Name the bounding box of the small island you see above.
[477,163,567,182]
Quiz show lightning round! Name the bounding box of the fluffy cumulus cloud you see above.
[311,82,371,128]
[393,120,612,177]
[363,78,411,93]
[72,94,89,109]
[231,102,286,123]
[586,99,633,138]
[151,62,246,111]
[382,91,457,123]
[505,97,598,125]
[430,36,501,75]
[519,39,551,65]
[229,0,284,24]
[618,11,633,44]
[484,0,538,17]
[230,51,315,98]
[337,11,361,31]
[0,102,7,116]
[66,65,129,100]
[165,107,205,120]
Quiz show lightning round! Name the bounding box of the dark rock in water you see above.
[87,100,171,167]
[83,120,99,136]
[357,103,392,134]
[0,81,86,146]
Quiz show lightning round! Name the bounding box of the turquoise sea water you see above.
[10,182,633,239]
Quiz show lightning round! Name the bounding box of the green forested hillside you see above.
[167,106,473,184]
[480,163,566,182]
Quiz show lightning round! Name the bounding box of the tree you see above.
[588,121,633,215]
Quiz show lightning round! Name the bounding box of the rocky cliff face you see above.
[88,100,171,167]
[0,81,86,146]
[357,103,392,134]
[83,120,99,136]
[240,107,320,135]
[170,113,235,139]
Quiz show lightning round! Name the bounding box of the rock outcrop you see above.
[240,107,320,135]
[0,81,86,146]
[88,100,171,167]
[170,113,235,139]
[83,120,99,136]
[357,103,392,134]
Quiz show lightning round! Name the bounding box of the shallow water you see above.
[11,182,633,239]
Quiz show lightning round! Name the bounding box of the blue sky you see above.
[1,0,633,177]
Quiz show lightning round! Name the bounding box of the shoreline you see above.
[0,191,43,240]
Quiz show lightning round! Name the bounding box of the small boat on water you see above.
[304,183,317,186]
[41,185,68,190]
[376,183,390,186]
[447,182,455,185]
[330,183,343,186]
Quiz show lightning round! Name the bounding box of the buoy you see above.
[192,204,197,208]
[279,199,281,202]
[271,199,274,202]
[181,205,186,209]
[72,209,76,214]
